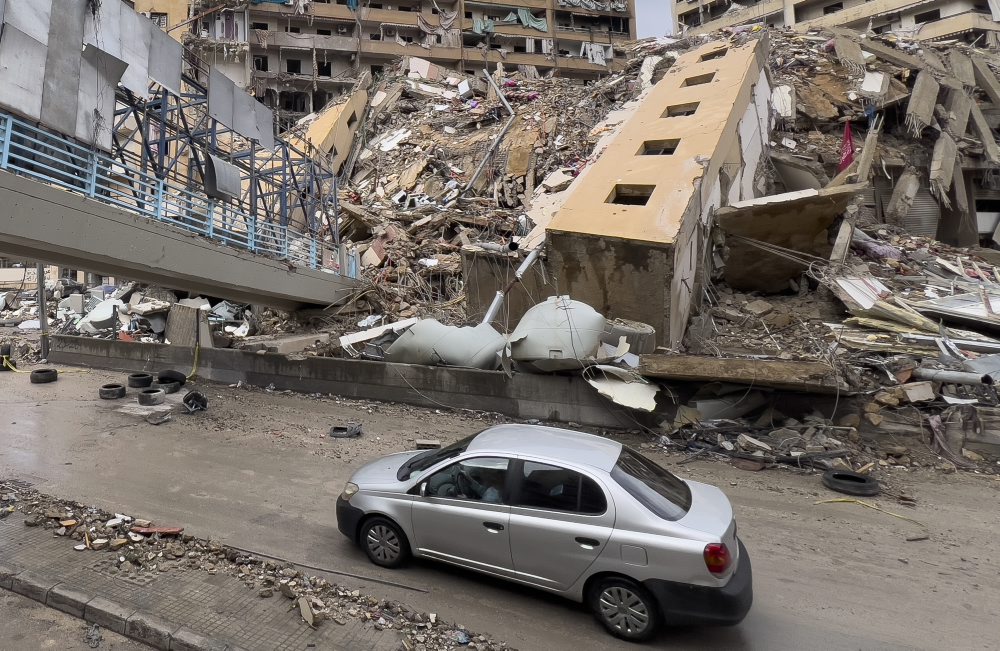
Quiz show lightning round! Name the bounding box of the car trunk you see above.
[680,481,739,571]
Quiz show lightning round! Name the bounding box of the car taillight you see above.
[704,542,731,575]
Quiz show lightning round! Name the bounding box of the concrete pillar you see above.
[783,0,796,27]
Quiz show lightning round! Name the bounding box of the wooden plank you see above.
[638,355,844,394]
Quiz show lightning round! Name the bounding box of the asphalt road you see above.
[2,366,997,650]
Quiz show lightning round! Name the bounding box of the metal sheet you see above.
[83,0,122,59]
[120,9,152,98]
[253,100,275,150]
[0,24,47,120]
[3,0,50,44]
[233,92,259,142]
[39,0,87,137]
[208,67,236,128]
[205,154,241,202]
[76,44,128,150]
[148,25,182,95]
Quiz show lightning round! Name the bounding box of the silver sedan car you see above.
[336,424,752,642]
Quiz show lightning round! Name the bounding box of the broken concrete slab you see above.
[948,51,976,88]
[905,70,940,136]
[885,169,922,224]
[929,133,958,206]
[717,185,865,292]
[540,169,574,193]
[639,355,844,393]
[972,55,1000,105]
[970,102,1000,165]
[771,152,828,191]
[942,89,972,138]
[833,37,866,74]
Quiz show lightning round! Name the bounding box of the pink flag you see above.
[838,122,855,172]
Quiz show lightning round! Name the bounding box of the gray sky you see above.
[635,0,674,38]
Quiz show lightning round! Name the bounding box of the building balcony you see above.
[251,30,358,51]
[679,0,783,34]
[252,2,429,27]
[554,24,630,42]
[252,70,358,86]
[911,10,1000,40]
[362,40,462,60]
[466,0,550,10]
[794,0,937,30]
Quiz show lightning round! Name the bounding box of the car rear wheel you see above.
[589,576,659,642]
[360,517,410,569]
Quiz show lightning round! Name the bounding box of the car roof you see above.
[467,424,623,472]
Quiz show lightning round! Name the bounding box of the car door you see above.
[508,459,615,591]
[410,456,514,578]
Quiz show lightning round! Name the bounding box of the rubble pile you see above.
[1,279,311,351]
[0,481,511,651]
[660,26,1000,477]
[333,43,681,322]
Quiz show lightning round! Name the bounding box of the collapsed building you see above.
[184,0,638,130]
[677,0,1000,46]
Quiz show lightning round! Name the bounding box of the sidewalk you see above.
[0,513,400,651]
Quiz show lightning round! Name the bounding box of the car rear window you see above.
[611,448,691,521]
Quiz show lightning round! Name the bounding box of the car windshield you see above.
[396,433,478,480]
[611,447,692,521]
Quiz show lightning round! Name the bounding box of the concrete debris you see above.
[0,480,512,651]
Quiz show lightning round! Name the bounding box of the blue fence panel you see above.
[0,110,345,275]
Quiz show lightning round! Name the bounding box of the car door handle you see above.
[575,537,600,549]
[483,521,505,533]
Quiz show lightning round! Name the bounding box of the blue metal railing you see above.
[0,111,359,279]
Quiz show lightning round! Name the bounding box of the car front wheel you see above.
[589,576,660,642]
[360,517,410,568]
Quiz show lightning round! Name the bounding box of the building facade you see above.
[185,0,636,130]
[676,0,1000,45]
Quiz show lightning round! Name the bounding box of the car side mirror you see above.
[419,482,427,497]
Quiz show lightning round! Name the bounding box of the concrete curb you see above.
[0,576,239,651]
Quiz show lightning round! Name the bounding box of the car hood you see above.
[679,480,734,539]
[350,450,422,487]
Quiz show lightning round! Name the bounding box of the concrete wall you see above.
[544,38,768,346]
[547,232,673,344]
[0,171,357,310]
[461,250,557,329]
[48,336,642,429]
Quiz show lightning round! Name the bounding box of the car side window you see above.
[513,461,607,514]
[423,457,509,504]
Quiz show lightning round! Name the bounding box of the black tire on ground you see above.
[0,357,14,372]
[29,368,58,384]
[182,391,208,412]
[821,470,880,497]
[99,383,127,400]
[127,372,154,388]
[0,344,10,357]
[359,517,410,569]
[587,576,660,642]
[157,370,187,387]
[137,388,165,406]
[153,381,180,395]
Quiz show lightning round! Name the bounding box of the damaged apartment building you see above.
[184,0,636,129]
[677,0,1000,46]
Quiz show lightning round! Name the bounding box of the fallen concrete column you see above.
[905,71,940,136]
[972,55,1000,105]
[943,89,972,138]
[970,102,1000,165]
[885,169,921,224]
[929,133,958,207]
[948,51,976,88]
[834,37,865,75]
[638,355,844,393]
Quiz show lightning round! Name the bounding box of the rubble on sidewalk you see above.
[0,481,511,651]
